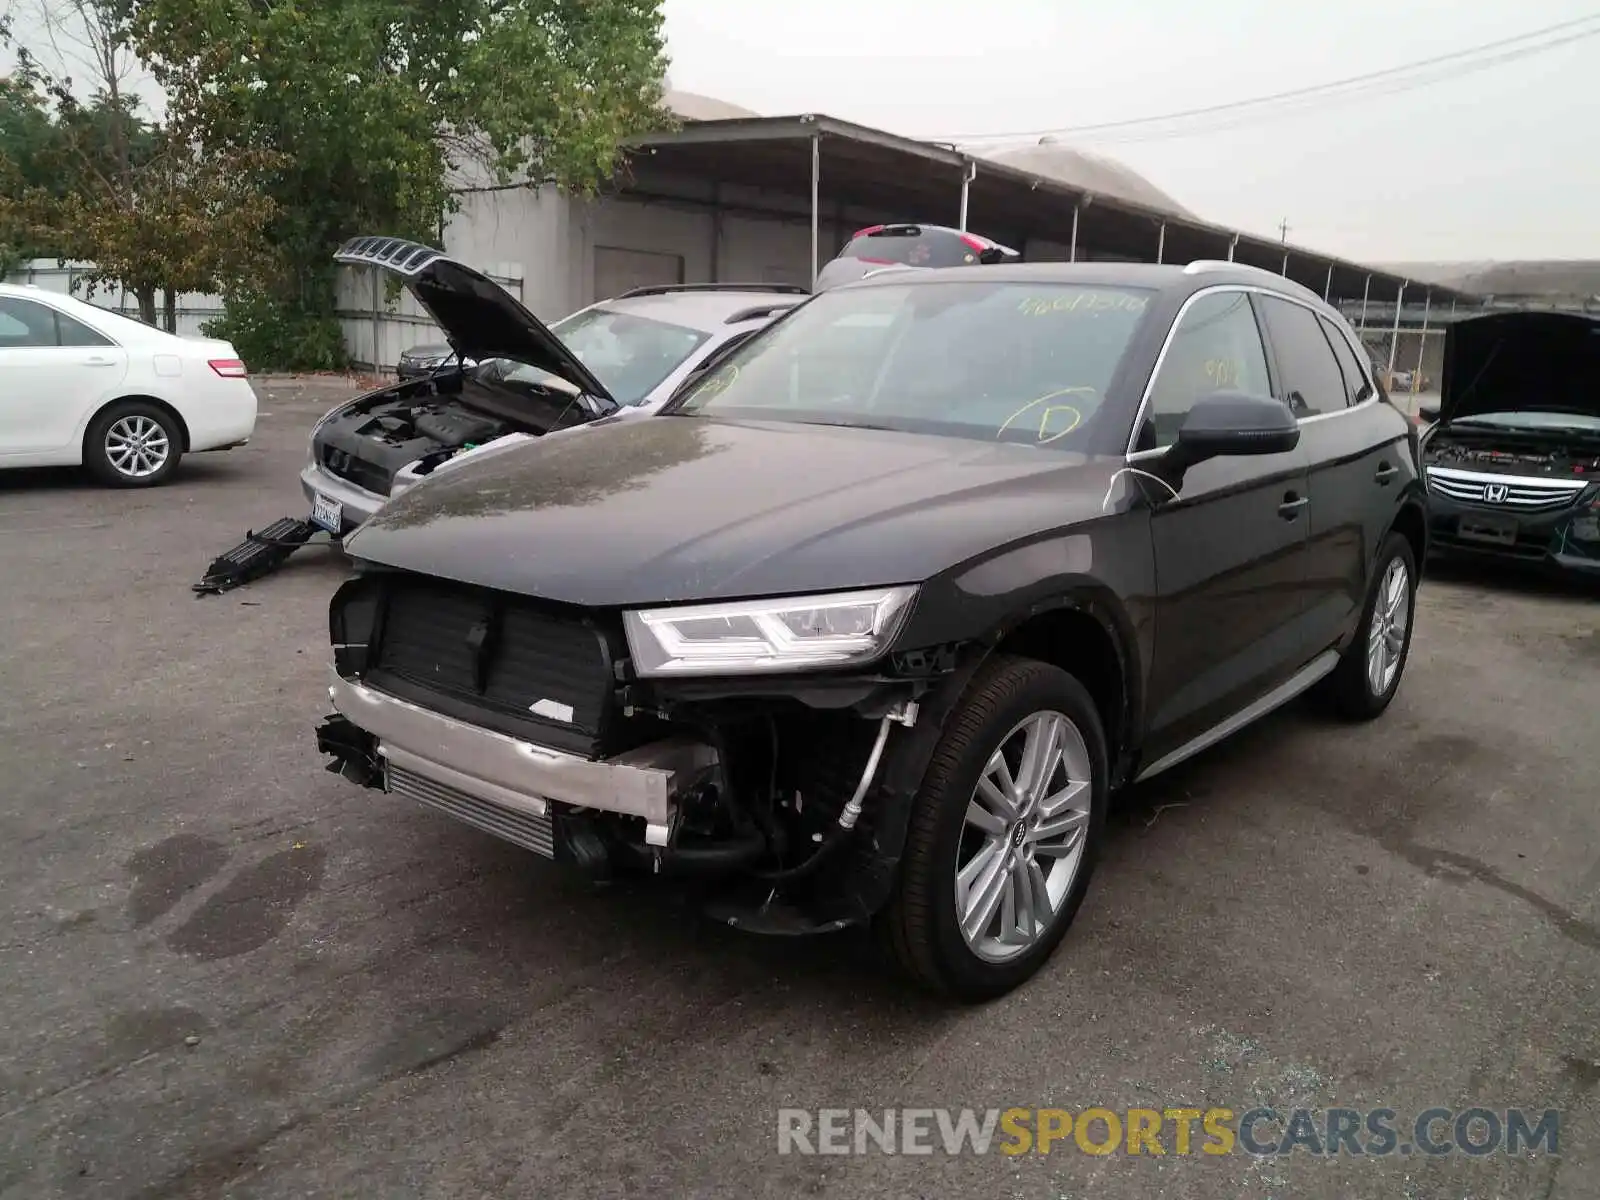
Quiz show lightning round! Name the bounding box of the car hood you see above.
[333,236,614,406]
[342,416,1123,608]
[1440,311,1600,424]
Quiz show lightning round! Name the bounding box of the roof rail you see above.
[724,300,805,325]
[1183,259,1282,280]
[617,282,811,299]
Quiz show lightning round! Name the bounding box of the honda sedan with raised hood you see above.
[300,238,805,535]
[316,259,1427,1000]
[1420,310,1600,574]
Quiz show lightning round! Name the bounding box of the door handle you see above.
[1278,493,1309,520]
[82,357,116,367]
[1374,463,1398,484]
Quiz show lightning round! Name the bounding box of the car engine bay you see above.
[1425,427,1600,479]
[313,371,595,492]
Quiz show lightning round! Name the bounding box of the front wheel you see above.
[1322,532,1417,719]
[878,655,1108,1002]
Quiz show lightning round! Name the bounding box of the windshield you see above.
[674,280,1153,448]
[1455,411,1600,433]
[545,307,711,406]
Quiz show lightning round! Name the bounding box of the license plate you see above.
[1457,514,1517,546]
[311,492,343,533]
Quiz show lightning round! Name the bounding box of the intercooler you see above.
[387,760,556,858]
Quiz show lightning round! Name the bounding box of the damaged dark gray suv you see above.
[317,257,1427,1000]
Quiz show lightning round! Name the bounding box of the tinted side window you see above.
[55,309,115,348]
[1140,290,1272,450]
[1257,296,1347,417]
[0,297,61,347]
[1318,314,1374,405]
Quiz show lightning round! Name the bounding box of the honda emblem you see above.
[1482,483,1509,503]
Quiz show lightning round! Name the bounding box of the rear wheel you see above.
[878,655,1107,1002]
[1322,532,1417,719]
[85,401,183,487]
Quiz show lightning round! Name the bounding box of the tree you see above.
[0,1,279,324]
[10,127,278,324]
[128,0,670,366]
[0,76,59,274]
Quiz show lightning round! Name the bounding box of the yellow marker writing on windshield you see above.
[997,388,1093,445]
[697,363,739,398]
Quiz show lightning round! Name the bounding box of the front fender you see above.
[818,589,1149,924]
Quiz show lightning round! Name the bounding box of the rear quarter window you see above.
[1319,315,1375,405]
[1256,296,1350,418]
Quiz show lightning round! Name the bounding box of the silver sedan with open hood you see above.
[301,238,617,535]
[300,238,806,534]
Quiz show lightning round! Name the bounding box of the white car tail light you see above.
[209,358,248,378]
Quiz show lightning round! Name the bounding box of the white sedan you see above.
[0,283,257,487]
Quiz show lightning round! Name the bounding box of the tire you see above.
[1322,531,1417,720]
[877,655,1108,1002]
[85,400,183,488]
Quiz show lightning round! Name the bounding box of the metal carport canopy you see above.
[624,113,1477,306]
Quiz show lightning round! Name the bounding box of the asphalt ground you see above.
[1,375,1597,1199]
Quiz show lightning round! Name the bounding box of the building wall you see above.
[440,173,908,320]
[314,182,851,367]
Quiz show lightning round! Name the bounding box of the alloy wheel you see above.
[955,710,1094,963]
[105,415,171,479]
[1366,556,1411,697]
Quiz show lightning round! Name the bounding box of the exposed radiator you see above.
[387,761,555,858]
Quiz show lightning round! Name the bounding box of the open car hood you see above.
[1440,310,1600,424]
[333,237,614,404]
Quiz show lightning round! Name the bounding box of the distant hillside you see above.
[1380,260,1600,299]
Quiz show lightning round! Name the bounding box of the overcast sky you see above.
[663,0,1600,263]
[6,0,1597,264]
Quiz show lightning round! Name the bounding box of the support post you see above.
[709,181,722,281]
[809,134,820,287]
[1358,274,1371,335]
[1069,203,1079,263]
[1227,233,1239,262]
[1323,263,1333,301]
[1156,222,1166,265]
[1414,289,1432,392]
[958,161,976,232]
[1387,282,1406,377]
[371,268,382,374]
[1281,252,1289,276]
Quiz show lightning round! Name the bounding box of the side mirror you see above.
[1418,405,1440,423]
[1166,391,1300,470]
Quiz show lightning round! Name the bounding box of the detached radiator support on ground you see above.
[192,517,329,596]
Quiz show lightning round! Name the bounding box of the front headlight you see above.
[623,586,918,677]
